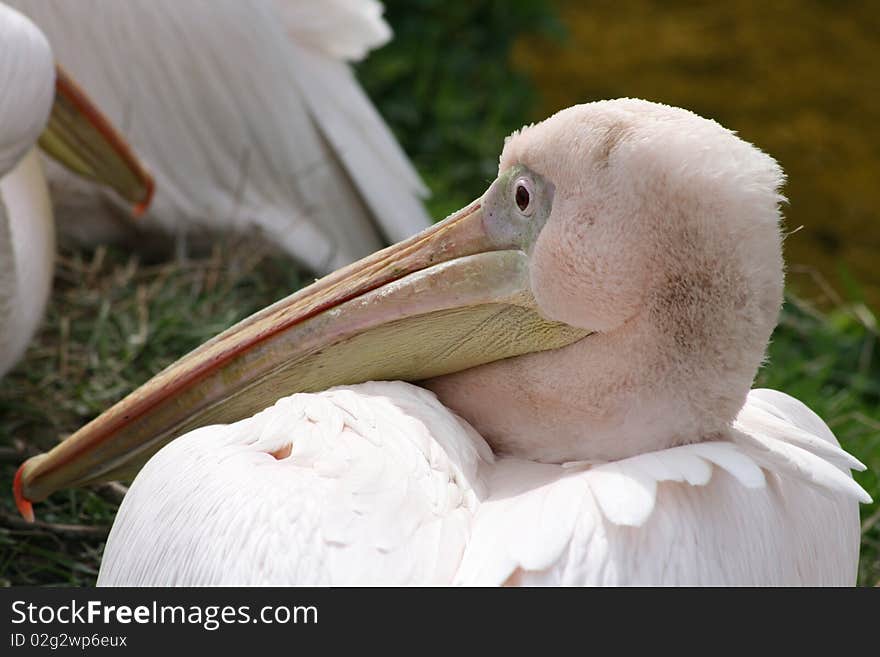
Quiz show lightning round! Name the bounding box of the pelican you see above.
[8,0,431,273]
[16,99,871,585]
[0,2,152,378]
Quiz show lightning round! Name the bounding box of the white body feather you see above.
[0,151,54,377]
[98,383,868,586]
[8,0,431,273]
[0,2,56,377]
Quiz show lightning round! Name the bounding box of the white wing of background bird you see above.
[0,2,55,376]
[9,0,431,273]
[274,0,391,61]
[0,152,54,377]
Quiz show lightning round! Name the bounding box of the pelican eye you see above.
[514,178,533,215]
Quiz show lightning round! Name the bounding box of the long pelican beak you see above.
[15,185,586,521]
[37,65,154,215]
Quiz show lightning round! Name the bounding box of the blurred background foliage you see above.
[2,0,878,585]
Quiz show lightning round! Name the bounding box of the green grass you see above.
[0,243,877,586]
[756,295,880,585]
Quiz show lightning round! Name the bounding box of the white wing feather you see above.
[284,40,431,245]
[451,460,588,585]
[456,389,868,585]
[731,390,871,504]
[743,389,867,471]
[584,460,659,527]
[273,0,391,62]
[98,381,487,586]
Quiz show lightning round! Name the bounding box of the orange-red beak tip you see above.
[13,463,35,523]
[132,174,155,218]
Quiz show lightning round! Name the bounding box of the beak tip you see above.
[13,463,35,523]
[132,174,155,218]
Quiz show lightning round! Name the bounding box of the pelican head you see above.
[428,99,784,462]
[15,99,785,516]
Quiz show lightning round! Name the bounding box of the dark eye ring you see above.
[514,177,533,215]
